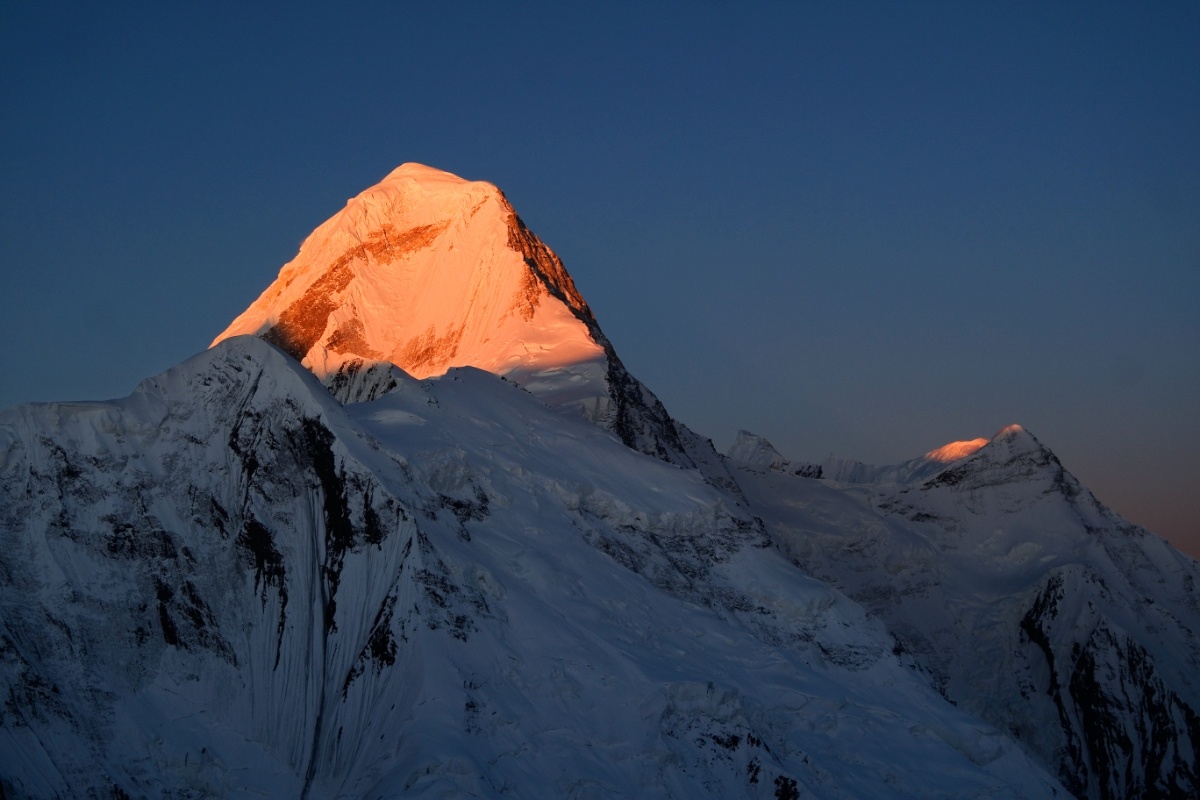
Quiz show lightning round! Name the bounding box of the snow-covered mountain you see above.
[0,337,1069,799]
[2,164,1194,799]
[729,425,1200,800]
[211,163,704,475]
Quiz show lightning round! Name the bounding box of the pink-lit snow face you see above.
[924,438,989,463]
[211,163,607,385]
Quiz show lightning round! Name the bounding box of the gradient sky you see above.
[2,2,1197,556]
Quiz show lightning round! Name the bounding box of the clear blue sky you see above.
[2,2,1197,555]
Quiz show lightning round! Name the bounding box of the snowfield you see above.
[1,338,1069,798]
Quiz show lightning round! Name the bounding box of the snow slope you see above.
[729,425,1200,799]
[0,338,1068,798]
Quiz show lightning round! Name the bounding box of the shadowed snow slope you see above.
[0,338,1068,798]
[728,425,1200,800]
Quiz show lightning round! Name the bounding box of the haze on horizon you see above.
[0,2,1196,556]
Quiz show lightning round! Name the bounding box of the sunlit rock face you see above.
[213,163,604,392]
[213,164,698,469]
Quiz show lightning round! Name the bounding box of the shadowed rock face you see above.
[502,201,591,322]
[1021,569,1200,800]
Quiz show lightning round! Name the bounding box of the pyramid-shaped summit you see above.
[214,164,602,385]
[214,164,700,467]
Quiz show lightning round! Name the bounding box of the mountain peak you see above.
[211,164,708,471]
[383,162,471,183]
[212,164,601,388]
[727,430,788,470]
[922,422,1076,497]
[993,422,1027,438]
[986,423,1045,456]
[925,425,1032,465]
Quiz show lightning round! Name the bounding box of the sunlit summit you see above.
[214,164,608,410]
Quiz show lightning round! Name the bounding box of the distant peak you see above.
[924,425,1041,465]
[728,430,788,469]
[989,423,1043,451]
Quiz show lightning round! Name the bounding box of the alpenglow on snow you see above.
[2,164,1197,800]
